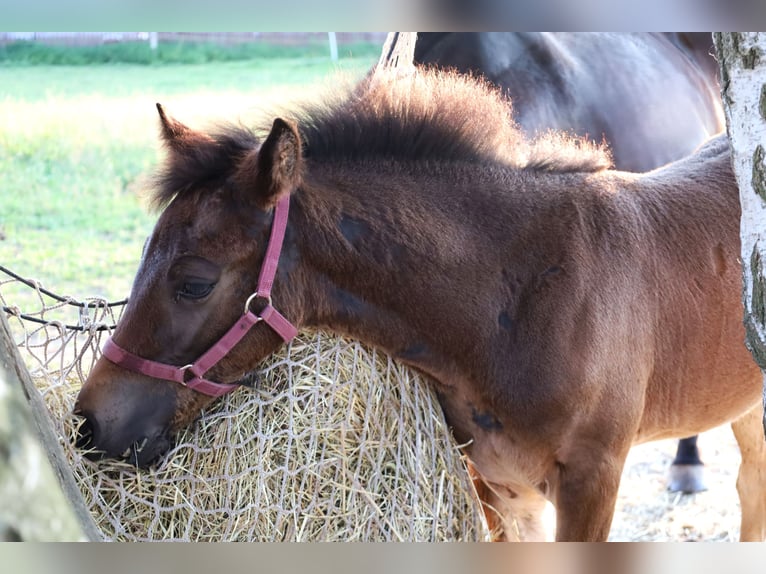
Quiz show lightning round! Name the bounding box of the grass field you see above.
[0,49,377,310]
[0,39,381,67]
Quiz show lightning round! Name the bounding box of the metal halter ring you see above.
[244,291,272,315]
[178,364,194,386]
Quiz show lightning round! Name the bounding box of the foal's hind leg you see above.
[731,402,766,541]
[668,435,707,493]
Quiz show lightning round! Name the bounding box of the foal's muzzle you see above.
[74,360,180,468]
[74,413,173,468]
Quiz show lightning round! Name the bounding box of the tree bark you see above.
[0,312,101,540]
[714,33,766,436]
[377,32,417,70]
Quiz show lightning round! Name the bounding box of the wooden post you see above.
[328,32,338,62]
[377,32,417,70]
[0,312,101,541]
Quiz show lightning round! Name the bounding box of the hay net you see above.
[0,268,488,542]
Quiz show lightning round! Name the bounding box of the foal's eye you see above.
[177,281,216,300]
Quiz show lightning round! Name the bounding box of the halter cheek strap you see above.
[101,196,298,398]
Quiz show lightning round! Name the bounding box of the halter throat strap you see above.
[102,196,298,398]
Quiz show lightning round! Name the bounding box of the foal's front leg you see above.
[552,444,629,541]
[466,451,551,540]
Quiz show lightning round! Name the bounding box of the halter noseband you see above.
[101,196,298,398]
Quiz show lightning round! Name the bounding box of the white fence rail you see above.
[0,32,385,47]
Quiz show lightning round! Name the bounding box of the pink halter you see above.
[101,196,298,397]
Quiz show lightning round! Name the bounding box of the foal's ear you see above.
[156,103,214,151]
[237,118,303,209]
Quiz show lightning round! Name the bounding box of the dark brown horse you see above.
[74,68,765,541]
[412,32,723,173]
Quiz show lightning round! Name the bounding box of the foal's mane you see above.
[152,67,611,209]
[281,68,611,171]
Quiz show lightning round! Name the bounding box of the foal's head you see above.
[74,106,304,466]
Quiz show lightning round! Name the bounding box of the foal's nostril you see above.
[74,415,96,450]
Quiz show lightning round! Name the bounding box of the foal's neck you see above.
[289,161,526,380]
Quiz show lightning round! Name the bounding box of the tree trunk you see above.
[714,33,766,436]
[0,312,100,540]
[377,32,417,70]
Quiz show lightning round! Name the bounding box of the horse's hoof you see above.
[668,463,707,494]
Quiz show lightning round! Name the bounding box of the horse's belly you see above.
[636,349,762,442]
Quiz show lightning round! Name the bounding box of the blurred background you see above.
[0,32,383,310]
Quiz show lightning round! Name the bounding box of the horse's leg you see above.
[553,446,628,541]
[466,461,506,540]
[466,461,549,541]
[668,435,707,493]
[480,483,549,542]
[731,402,766,541]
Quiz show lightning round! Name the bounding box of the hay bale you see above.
[39,330,488,541]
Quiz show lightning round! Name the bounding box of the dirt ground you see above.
[609,423,742,541]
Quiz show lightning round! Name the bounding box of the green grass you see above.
[0,40,382,66]
[0,51,376,314]
[2,58,372,101]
